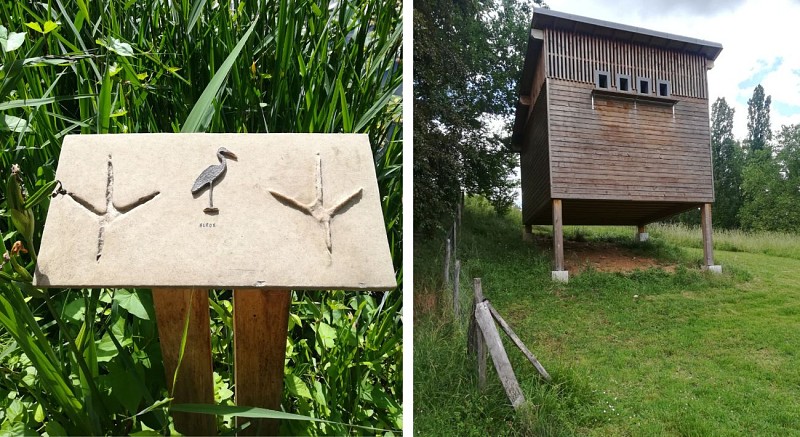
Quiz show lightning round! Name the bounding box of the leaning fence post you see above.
[444,238,452,285]
[453,260,461,319]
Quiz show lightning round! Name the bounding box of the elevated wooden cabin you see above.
[511,9,723,279]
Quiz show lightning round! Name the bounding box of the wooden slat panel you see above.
[542,31,709,98]
[234,289,291,436]
[544,77,712,202]
[153,288,216,436]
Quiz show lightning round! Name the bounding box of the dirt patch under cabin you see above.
[535,238,677,275]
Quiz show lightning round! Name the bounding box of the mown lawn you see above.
[414,198,800,436]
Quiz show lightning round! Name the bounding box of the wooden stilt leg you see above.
[153,288,216,436]
[552,199,564,271]
[636,224,649,242]
[523,224,533,242]
[233,289,291,436]
[701,203,714,267]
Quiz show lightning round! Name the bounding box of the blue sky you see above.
[544,0,800,140]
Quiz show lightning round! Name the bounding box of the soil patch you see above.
[535,238,676,274]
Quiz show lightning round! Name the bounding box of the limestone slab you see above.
[34,133,396,290]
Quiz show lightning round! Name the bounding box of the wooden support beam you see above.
[637,224,646,235]
[233,289,291,436]
[487,302,551,381]
[552,199,564,271]
[153,288,216,436]
[701,203,714,267]
[475,302,525,409]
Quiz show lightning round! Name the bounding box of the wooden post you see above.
[456,199,462,238]
[552,199,565,272]
[487,302,550,381]
[153,288,217,436]
[444,238,452,285]
[233,289,291,436]
[522,224,533,242]
[635,224,649,242]
[473,279,487,390]
[474,302,525,409]
[453,260,461,319]
[452,221,458,260]
[701,203,714,267]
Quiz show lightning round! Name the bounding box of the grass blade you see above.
[181,16,259,133]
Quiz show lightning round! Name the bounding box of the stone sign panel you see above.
[34,133,396,290]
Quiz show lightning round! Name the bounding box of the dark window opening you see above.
[595,70,610,89]
[617,74,631,92]
[638,77,651,95]
[658,80,671,97]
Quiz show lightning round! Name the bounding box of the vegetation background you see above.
[414,0,800,435]
[1,0,402,435]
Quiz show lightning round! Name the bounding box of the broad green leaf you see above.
[285,374,312,399]
[98,37,134,57]
[63,298,86,322]
[96,332,131,362]
[43,21,59,34]
[181,16,259,133]
[102,363,143,412]
[0,95,94,111]
[45,421,67,437]
[97,66,112,133]
[1,115,30,132]
[0,25,26,52]
[317,322,336,349]
[75,0,90,25]
[24,22,43,33]
[113,289,150,320]
[170,404,392,433]
[34,403,45,422]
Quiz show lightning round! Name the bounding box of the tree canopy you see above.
[413,0,544,233]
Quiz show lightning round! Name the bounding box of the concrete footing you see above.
[551,270,569,283]
[704,265,723,274]
[635,232,649,242]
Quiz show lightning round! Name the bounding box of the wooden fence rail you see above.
[468,277,551,410]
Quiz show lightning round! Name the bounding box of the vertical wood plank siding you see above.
[544,29,707,98]
[520,86,551,225]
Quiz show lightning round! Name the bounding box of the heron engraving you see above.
[192,147,237,213]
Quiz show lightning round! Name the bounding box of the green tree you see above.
[746,84,772,153]
[738,125,800,232]
[413,0,543,233]
[710,97,743,228]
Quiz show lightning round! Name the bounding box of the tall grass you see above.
[1,0,401,434]
[650,223,800,260]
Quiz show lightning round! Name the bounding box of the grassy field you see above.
[414,198,800,436]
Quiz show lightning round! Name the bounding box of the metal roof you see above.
[531,8,723,61]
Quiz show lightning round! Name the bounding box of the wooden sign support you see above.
[34,134,396,436]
